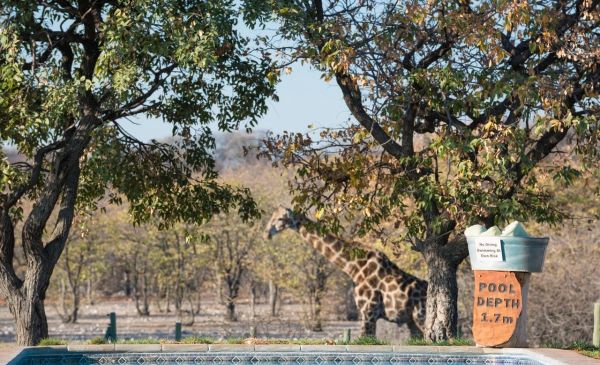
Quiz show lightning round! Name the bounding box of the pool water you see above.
[13,352,544,365]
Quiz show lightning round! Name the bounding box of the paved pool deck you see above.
[1,344,598,365]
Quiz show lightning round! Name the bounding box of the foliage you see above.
[117,338,162,344]
[219,161,345,330]
[254,0,600,244]
[38,338,68,346]
[565,342,600,360]
[0,0,276,345]
[179,337,216,345]
[348,336,390,346]
[249,0,600,341]
[89,337,108,345]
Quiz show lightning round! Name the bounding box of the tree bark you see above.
[311,264,327,332]
[87,277,94,305]
[8,293,49,346]
[225,299,237,321]
[224,277,240,322]
[250,280,257,320]
[345,281,359,321]
[268,280,278,317]
[70,286,79,323]
[423,246,460,342]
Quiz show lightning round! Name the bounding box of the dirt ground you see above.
[0,297,412,344]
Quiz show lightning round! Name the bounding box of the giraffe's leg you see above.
[407,316,423,339]
[359,305,377,337]
[357,289,382,337]
[409,299,426,338]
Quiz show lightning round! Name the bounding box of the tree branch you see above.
[335,71,405,159]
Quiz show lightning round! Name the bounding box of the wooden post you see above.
[105,312,117,343]
[593,303,600,348]
[175,322,182,342]
[343,328,351,344]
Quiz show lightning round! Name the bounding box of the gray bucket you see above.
[466,236,549,272]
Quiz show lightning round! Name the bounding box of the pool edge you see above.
[3,344,599,365]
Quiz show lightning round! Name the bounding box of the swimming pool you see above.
[11,350,545,365]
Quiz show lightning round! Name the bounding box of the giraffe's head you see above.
[264,206,302,239]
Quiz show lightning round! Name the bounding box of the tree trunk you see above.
[8,292,49,346]
[59,278,70,323]
[225,299,236,321]
[195,292,201,315]
[70,286,79,323]
[268,280,278,317]
[345,281,359,321]
[250,281,257,320]
[312,293,323,331]
[423,247,459,342]
[141,274,150,316]
[165,286,171,313]
[124,270,132,297]
[87,278,94,305]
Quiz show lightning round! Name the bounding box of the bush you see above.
[566,342,600,360]
[38,338,67,346]
[89,337,107,344]
[118,338,161,344]
[179,337,216,344]
[348,336,390,346]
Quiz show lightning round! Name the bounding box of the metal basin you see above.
[467,236,549,272]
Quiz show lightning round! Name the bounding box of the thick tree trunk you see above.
[8,292,49,346]
[423,248,459,342]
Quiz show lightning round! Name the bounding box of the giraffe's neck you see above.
[296,224,357,277]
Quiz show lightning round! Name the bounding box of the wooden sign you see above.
[472,270,522,346]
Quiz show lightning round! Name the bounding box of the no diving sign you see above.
[475,237,504,262]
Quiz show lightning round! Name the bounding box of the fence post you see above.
[594,303,600,348]
[104,312,117,343]
[343,329,351,344]
[175,322,182,342]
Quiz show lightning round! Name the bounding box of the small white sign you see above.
[475,238,504,262]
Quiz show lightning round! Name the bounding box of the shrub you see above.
[89,337,108,345]
[38,338,67,346]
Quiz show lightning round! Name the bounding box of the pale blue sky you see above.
[121,64,351,141]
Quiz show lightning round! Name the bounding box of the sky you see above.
[121,64,352,141]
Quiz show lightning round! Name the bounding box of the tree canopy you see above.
[252,0,600,341]
[0,0,275,345]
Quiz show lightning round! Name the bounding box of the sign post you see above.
[467,235,548,348]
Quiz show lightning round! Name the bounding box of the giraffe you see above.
[265,206,427,338]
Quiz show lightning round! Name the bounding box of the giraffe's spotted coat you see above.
[265,207,428,338]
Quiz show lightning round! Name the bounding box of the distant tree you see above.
[54,212,100,323]
[252,0,600,341]
[202,212,258,322]
[0,0,274,345]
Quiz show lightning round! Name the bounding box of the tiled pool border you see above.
[2,345,598,365]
